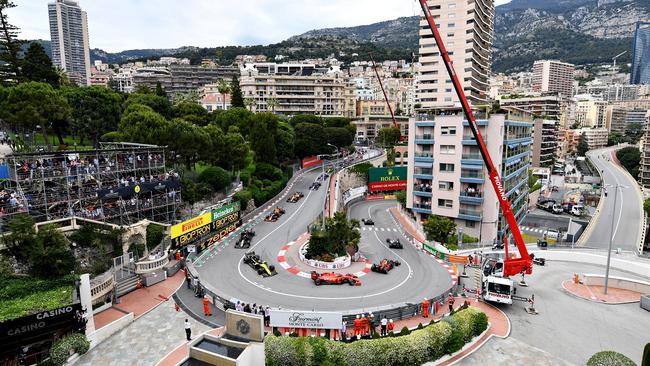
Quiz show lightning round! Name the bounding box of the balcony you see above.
[459,190,484,205]
[412,203,432,214]
[462,134,488,146]
[415,121,435,128]
[416,114,436,122]
[414,168,434,180]
[461,152,483,166]
[415,135,435,145]
[460,170,485,184]
[413,184,433,198]
[458,208,482,221]
[414,153,434,163]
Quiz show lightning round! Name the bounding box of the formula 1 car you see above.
[310,271,361,286]
[286,191,304,203]
[371,259,401,274]
[243,251,277,277]
[234,229,255,249]
[264,207,286,222]
[361,218,374,226]
[386,239,403,249]
[309,182,321,191]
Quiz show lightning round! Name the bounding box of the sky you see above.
[10,0,512,52]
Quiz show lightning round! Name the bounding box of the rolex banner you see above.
[368,167,407,192]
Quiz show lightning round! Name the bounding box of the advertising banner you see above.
[171,202,241,248]
[302,156,322,169]
[269,309,342,329]
[368,166,407,192]
[171,212,212,239]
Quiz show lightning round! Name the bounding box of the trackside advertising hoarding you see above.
[171,202,241,248]
[269,309,342,329]
[368,166,407,192]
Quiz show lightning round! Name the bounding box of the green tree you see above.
[203,123,226,166]
[155,81,166,97]
[244,97,255,111]
[21,42,59,87]
[616,146,641,179]
[29,225,76,278]
[607,132,623,147]
[0,0,22,84]
[230,75,244,108]
[172,102,209,126]
[123,92,172,118]
[276,121,295,162]
[198,166,232,192]
[290,114,322,127]
[166,118,211,169]
[4,82,70,148]
[644,198,650,216]
[266,97,278,113]
[212,107,253,136]
[377,127,401,147]
[2,214,36,261]
[307,212,360,259]
[423,215,457,245]
[625,122,644,144]
[395,189,407,207]
[294,123,327,158]
[250,113,278,164]
[322,117,351,128]
[118,105,170,145]
[576,133,589,157]
[325,126,354,148]
[217,79,231,111]
[64,86,122,147]
[224,128,249,173]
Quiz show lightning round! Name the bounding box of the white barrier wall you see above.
[531,250,650,279]
[583,274,650,294]
[87,312,134,349]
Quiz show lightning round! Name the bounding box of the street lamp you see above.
[603,183,628,295]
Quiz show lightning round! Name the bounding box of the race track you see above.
[194,170,453,314]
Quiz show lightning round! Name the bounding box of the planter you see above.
[299,241,352,270]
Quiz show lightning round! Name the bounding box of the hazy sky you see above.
[10,0,512,52]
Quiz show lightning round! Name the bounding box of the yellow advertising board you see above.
[170,212,212,239]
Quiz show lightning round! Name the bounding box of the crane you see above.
[369,53,402,139]
[416,0,533,303]
[612,50,627,74]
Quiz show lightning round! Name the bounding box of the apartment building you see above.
[578,83,642,102]
[48,0,91,86]
[532,60,575,97]
[352,116,410,144]
[406,108,533,245]
[130,65,238,98]
[607,106,648,134]
[416,0,494,109]
[498,93,571,127]
[638,111,650,189]
[574,96,609,128]
[240,63,355,117]
[531,119,559,168]
[573,128,609,151]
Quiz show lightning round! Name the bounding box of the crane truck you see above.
[417,0,534,305]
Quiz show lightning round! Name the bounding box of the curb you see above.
[560,280,641,305]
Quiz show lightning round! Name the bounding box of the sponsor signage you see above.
[0,303,85,348]
[269,309,342,329]
[199,220,241,250]
[171,212,212,239]
[212,201,241,221]
[368,167,407,192]
[302,156,322,169]
[171,202,241,245]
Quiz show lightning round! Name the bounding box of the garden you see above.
[305,212,360,262]
[265,306,489,366]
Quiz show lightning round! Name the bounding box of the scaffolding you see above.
[0,142,181,231]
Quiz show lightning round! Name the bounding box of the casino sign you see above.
[368,166,407,192]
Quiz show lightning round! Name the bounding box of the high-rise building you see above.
[532,60,575,97]
[406,108,532,245]
[531,119,559,168]
[48,0,91,86]
[606,106,648,134]
[631,22,650,85]
[574,95,609,129]
[416,0,494,109]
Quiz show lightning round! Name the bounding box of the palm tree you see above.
[266,97,278,114]
[217,79,231,111]
[244,97,255,112]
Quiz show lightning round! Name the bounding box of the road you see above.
[194,170,452,314]
[583,146,644,251]
[458,261,650,365]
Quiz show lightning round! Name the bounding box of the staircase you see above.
[115,274,139,298]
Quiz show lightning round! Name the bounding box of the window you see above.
[466,221,476,228]
[448,3,456,8]
[448,23,455,28]
[440,145,455,154]
[440,163,455,172]
[438,199,453,208]
[441,126,457,135]
[439,181,454,191]
[447,33,455,37]
[449,14,456,19]
[445,97,453,102]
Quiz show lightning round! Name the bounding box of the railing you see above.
[413,203,432,211]
[414,185,433,193]
[414,169,433,176]
[416,114,437,121]
[414,153,434,158]
[135,256,170,274]
[90,269,115,304]
[461,171,484,179]
[460,191,483,198]
[461,153,482,160]
[459,209,482,218]
[415,135,433,140]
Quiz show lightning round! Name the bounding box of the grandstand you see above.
[0,142,181,230]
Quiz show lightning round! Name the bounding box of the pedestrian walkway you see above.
[562,280,642,304]
[156,327,225,366]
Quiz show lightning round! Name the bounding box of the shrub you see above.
[254,162,283,181]
[472,312,488,336]
[198,166,232,192]
[643,343,650,366]
[586,351,636,366]
[50,333,90,365]
[417,323,424,330]
[234,189,253,210]
[146,224,165,249]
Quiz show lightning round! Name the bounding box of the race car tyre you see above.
[348,279,355,286]
[371,264,376,271]
[257,268,264,275]
[382,268,388,274]
[269,265,275,272]
[315,279,322,286]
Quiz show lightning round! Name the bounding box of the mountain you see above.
[24,0,648,73]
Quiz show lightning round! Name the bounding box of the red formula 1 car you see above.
[311,271,361,286]
[371,259,401,274]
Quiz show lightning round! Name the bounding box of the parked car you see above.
[544,229,559,240]
[551,204,563,214]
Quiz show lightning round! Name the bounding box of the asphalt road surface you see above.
[459,260,650,365]
[194,169,452,314]
[584,146,643,251]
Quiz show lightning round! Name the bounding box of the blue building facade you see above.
[631,22,650,85]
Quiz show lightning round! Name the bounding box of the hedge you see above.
[0,275,75,322]
[49,333,90,365]
[265,307,488,366]
[586,351,636,366]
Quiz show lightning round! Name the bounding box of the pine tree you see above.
[22,42,59,87]
[0,0,23,84]
[230,75,244,108]
[155,81,166,97]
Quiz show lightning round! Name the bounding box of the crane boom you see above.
[417,0,532,276]
[369,54,400,133]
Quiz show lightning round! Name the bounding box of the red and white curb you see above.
[277,240,372,278]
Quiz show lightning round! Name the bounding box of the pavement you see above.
[584,146,643,251]
[562,280,642,304]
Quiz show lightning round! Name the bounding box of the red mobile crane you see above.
[416,0,532,300]
[369,54,402,139]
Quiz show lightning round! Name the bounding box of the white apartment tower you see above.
[48,0,91,86]
[416,0,494,109]
[532,60,575,97]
